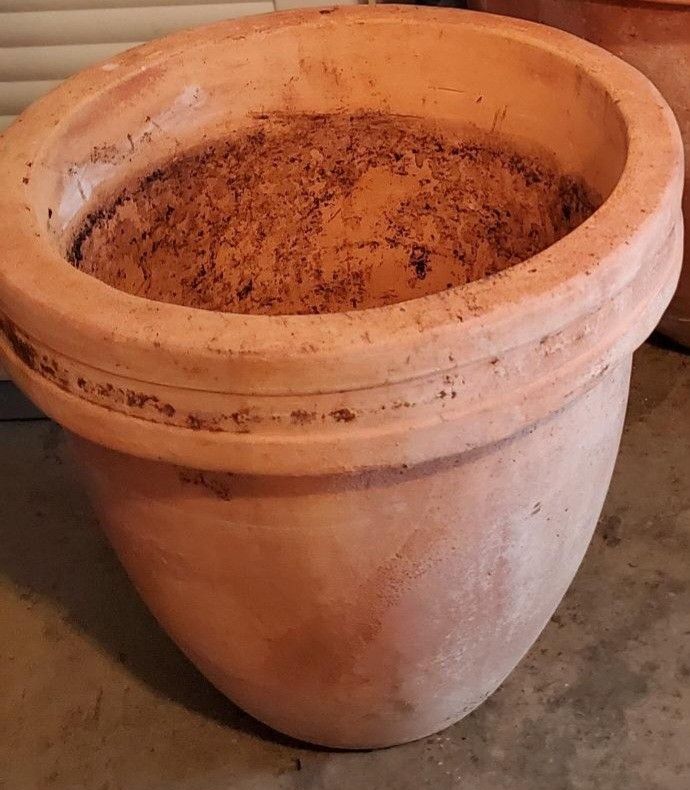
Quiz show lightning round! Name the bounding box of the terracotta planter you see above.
[469,0,690,347]
[0,7,683,748]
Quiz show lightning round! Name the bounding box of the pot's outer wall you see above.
[470,0,690,346]
[71,357,630,749]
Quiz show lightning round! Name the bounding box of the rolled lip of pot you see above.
[0,7,684,474]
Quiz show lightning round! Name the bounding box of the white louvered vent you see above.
[0,0,359,384]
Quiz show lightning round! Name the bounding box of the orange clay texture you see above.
[69,111,597,315]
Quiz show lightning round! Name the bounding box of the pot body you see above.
[0,7,684,748]
[71,357,629,748]
[470,0,690,346]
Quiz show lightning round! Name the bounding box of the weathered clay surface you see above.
[470,0,690,346]
[69,112,596,315]
[70,357,631,748]
[0,7,684,748]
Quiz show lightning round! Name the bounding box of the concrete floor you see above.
[1,340,689,790]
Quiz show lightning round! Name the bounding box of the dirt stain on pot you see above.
[0,318,37,368]
[67,112,598,316]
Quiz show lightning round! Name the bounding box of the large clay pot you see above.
[469,0,690,347]
[0,7,683,748]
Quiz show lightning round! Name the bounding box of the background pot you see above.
[469,0,690,347]
[0,7,684,748]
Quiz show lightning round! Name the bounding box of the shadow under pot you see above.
[0,6,683,749]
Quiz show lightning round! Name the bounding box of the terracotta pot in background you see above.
[0,7,684,748]
[469,0,690,347]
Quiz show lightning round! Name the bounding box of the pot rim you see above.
[0,5,684,398]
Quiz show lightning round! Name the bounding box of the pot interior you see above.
[67,112,597,315]
[34,10,629,315]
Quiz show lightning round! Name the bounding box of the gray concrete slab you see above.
[1,340,688,790]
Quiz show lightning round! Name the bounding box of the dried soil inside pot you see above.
[68,111,598,315]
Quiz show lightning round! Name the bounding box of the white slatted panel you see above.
[0,41,143,80]
[0,4,273,47]
[0,79,61,113]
